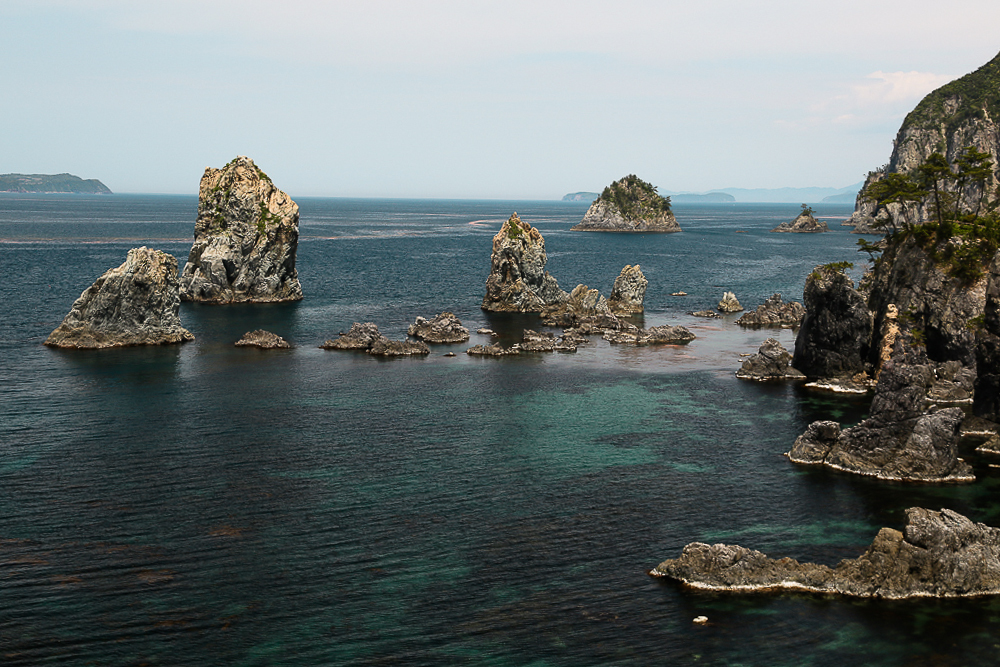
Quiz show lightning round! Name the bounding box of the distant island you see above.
[562,192,600,202]
[563,184,861,204]
[670,192,735,203]
[0,173,112,194]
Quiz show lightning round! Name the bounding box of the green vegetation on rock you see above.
[899,50,1000,137]
[599,174,672,220]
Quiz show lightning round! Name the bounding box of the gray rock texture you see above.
[652,507,1000,599]
[717,292,743,313]
[771,210,829,233]
[467,343,520,357]
[788,341,973,482]
[572,175,680,232]
[736,338,805,381]
[976,251,1000,420]
[320,322,429,356]
[482,213,568,312]
[607,265,648,315]
[235,330,290,349]
[179,156,302,303]
[792,266,873,379]
[407,312,470,343]
[540,284,613,327]
[603,324,695,346]
[45,247,194,349]
[736,293,805,328]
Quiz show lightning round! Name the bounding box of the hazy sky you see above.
[3,1,999,198]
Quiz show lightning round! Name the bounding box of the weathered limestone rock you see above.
[603,324,695,346]
[771,209,829,233]
[407,312,470,343]
[320,322,430,356]
[976,251,1000,420]
[736,294,805,328]
[691,310,722,319]
[717,292,743,313]
[572,175,680,232]
[520,329,577,353]
[482,213,568,312]
[792,265,873,379]
[467,343,520,356]
[179,156,302,303]
[787,340,973,482]
[540,284,613,327]
[652,508,1000,599]
[45,247,194,349]
[607,265,648,315]
[736,339,806,381]
[235,330,290,349]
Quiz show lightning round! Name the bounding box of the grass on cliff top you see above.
[599,174,672,220]
[898,50,1000,137]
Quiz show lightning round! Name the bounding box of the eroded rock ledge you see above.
[321,322,429,356]
[235,330,290,349]
[407,312,470,343]
[45,247,194,349]
[652,508,1000,599]
[736,294,805,328]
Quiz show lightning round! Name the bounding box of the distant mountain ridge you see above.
[0,173,112,194]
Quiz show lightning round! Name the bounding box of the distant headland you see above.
[0,173,112,194]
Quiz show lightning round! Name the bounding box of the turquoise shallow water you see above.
[2,194,1000,665]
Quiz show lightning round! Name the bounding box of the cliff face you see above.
[850,50,1000,229]
[482,213,568,312]
[572,175,680,232]
[179,156,302,303]
[45,247,193,348]
[792,266,872,379]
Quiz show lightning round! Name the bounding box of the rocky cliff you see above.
[976,251,1000,420]
[45,247,194,348]
[652,508,1000,599]
[572,175,680,232]
[792,265,872,379]
[482,213,568,312]
[179,156,302,303]
[848,50,1000,230]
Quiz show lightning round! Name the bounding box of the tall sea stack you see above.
[179,156,303,303]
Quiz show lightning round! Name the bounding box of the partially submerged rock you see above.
[467,343,520,357]
[235,330,290,349]
[717,292,743,313]
[603,324,695,346]
[520,329,578,353]
[45,247,194,349]
[607,265,648,315]
[321,322,430,356]
[482,213,568,312]
[771,208,829,233]
[736,339,805,381]
[736,294,805,328]
[690,310,722,319]
[652,508,1000,599]
[179,156,302,304]
[572,175,680,232]
[407,312,470,343]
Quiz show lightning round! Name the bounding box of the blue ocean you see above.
[3,194,1000,666]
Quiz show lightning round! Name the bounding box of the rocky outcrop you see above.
[717,292,743,313]
[607,265,647,315]
[45,247,194,349]
[540,284,615,327]
[976,251,1000,420]
[520,329,578,352]
[179,156,302,304]
[467,343,520,357]
[736,339,805,381]
[651,507,1000,599]
[603,324,695,346]
[735,293,805,328]
[792,265,873,379]
[572,175,681,232]
[482,213,568,312]
[407,312,470,343]
[771,209,829,233]
[235,330,290,349]
[788,340,973,482]
[850,50,1000,230]
[320,322,429,356]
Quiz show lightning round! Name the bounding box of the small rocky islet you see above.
[571,174,681,233]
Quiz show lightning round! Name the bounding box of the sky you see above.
[2,1,999,199]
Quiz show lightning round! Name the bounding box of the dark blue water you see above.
[3,194,1000,666]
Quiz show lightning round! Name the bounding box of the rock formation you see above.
[520,329,578,353]
[717,292,743,313]
[321,322,429,356]
[179,156,302,304]
[652,507,1000,599]
[736,339,805,381]
[848,50,1000,231]
[467,343,520,357]
[607,265,648,315]
[45,247,194,349]
[482,213,568,312]
[736,293,805,328]
[771,208,828,233]
[603,324,695,346]
[235,330,290,349]
[407,312,470,343]
[571,175,681,232]
[792,265,872,379]
[976,251,1000,421]
[540,284,614,327]
[787,339,973,483]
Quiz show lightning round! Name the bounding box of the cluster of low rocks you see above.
[735,293,804,328]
